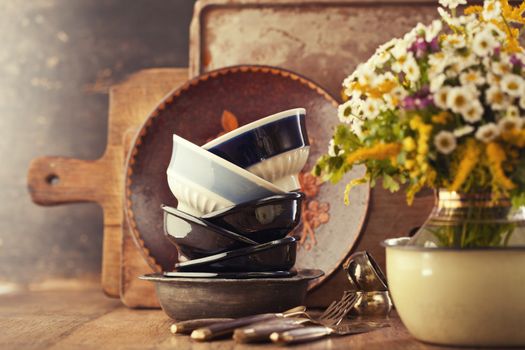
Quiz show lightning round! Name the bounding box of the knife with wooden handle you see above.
[270,321,390,344]
[233,317,311,343]
[191,306,306,341]
[170,318,233,335]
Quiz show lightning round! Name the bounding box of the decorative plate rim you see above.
[123,64,369,291]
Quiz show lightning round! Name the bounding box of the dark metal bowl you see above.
[162,205,258,262]
[202,192,304,243]
[174,236,297,272]
[139,269,324,320]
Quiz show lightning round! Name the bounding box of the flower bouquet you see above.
[314,0,525,248]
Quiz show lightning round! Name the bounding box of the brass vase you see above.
[409,190,525,248]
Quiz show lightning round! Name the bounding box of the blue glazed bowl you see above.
[167,134,284,217]
[202,192,304,243]
[202,108,309,192]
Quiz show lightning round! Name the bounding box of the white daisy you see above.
[439,0,467,9]
[442,34,467,51]
[328,139,344,157]
[362,98,381,119]
[486,86,510,110]
[430,74,447,93]
[425,20,443,42]
[492,61,512,76]
[498,116,523,132]
[483,0,502,20]
[351,118,365,140]
[462,101,484,123]
[434,86,451,109]
[384,86,407,108]
[472,30,498,57]
[475,123,500,143]
[446,86,474,114]
[453,125,475,138]
[402,55,421,83]
[459,70,485,86]
[487,72,502,86]
[356,63,375,86]
[434,131,457,154]
[506,105,520,119]
[338,100,354,124]
[501,74,525,97]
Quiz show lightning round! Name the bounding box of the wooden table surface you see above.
[0,288,469,350]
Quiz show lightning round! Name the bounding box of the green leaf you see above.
[382,173,400,192]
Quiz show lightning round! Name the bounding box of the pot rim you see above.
[382,237,525,251]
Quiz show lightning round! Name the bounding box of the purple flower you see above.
[429,37,440,52]
[409,39,428,59]
[402,90,434,110]
[510,54,524,67]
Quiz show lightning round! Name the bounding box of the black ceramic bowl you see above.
[162,205,258,262]
[202,192,304,243]
[174,236,297,272]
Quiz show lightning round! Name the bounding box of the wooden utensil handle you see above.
[270,326,332,344]
[27,156,106,205]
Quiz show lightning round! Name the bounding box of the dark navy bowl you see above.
[202,192,304,243]
[202,108,308,169]
[162,205,258,262]
[174,237,297,272]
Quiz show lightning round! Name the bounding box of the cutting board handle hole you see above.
[45,174,60,186]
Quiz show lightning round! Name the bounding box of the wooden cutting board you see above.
[27,68,189,299]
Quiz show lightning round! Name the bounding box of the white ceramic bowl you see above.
[167,135,284,217]
[384,237,525,347]
[203,108,309,192]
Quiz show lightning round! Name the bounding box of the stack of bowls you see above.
[162,108,309,277]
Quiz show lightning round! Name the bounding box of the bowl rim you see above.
[168,134,285,194]
[161,270,297,279]
[382,237,525,251]
[202,107,306,149]
[139,268,324,283]
[161,204,258,245]
[202,191,304,219]
[174,236,296,269]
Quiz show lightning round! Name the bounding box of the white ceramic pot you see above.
[384,237,525,347]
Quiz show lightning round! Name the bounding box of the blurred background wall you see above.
[0,0,196,288]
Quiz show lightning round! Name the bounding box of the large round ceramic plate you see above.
[125,65,369,290]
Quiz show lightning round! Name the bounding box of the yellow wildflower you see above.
[501,129,525,147]
[449,139,481,192]
[464,5,482,16]
[403,137,416,152]
[346,143,401,165]
[431,111,450,125]
[486,142,516,190]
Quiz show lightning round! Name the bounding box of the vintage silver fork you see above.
[316,290,358,326]
[233,291,358,343]
[270,320,390,344]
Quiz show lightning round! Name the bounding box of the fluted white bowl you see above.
[167,135,284,217]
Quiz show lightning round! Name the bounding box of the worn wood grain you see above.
[27,68,189,298]
[0,289,463,350]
